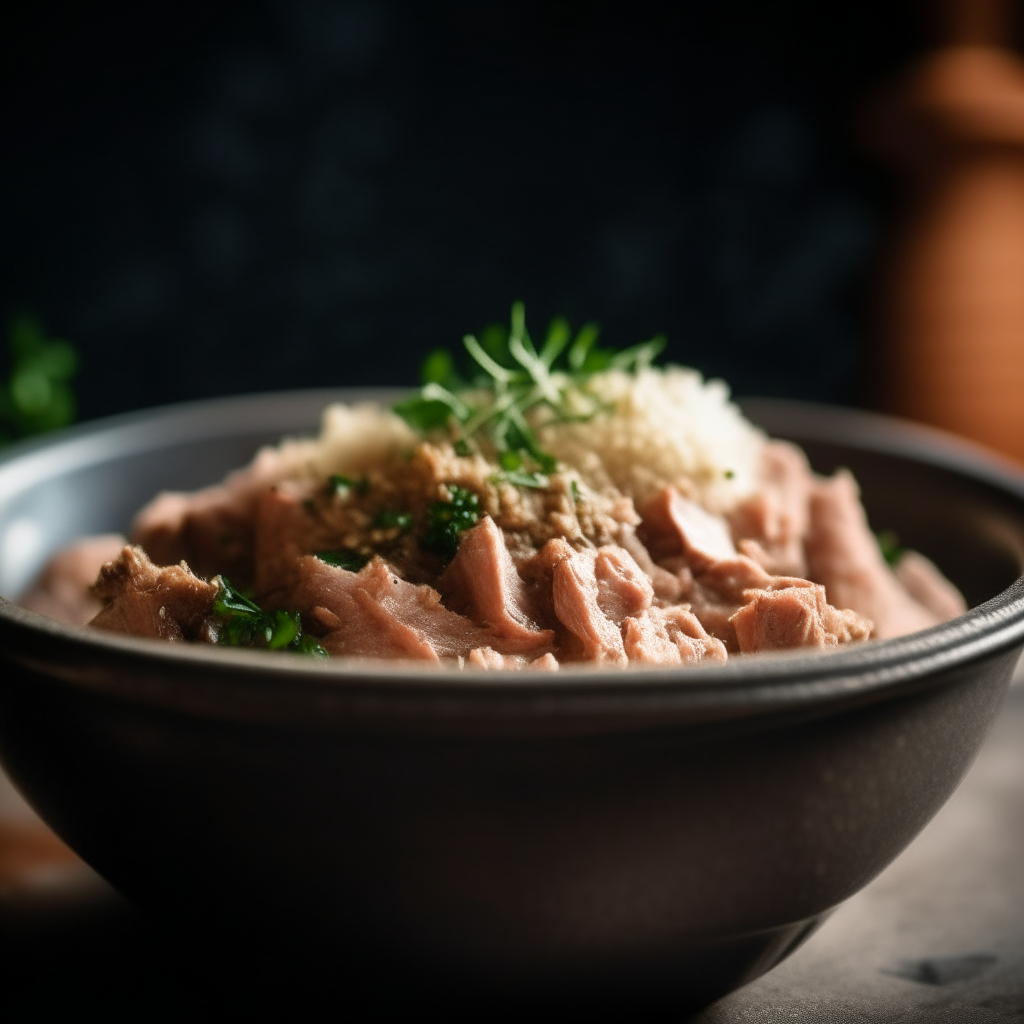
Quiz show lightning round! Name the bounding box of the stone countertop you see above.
[2,662,1023,1019]
[697,663,1024,1023]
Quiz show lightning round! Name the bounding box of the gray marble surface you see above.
[1,658,1023,1018]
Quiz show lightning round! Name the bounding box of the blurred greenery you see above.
[0,316,78,445]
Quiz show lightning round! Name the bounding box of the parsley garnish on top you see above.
[421,485,481,561]
[393,301,664,480]
[315,549,370,572]
[211,576,327,656]
[876,530,904,568]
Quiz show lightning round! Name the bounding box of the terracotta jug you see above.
[875,0,1024,463]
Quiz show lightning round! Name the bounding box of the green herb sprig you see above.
[876,530,904,568]
[212,577,327,656]
[315,549,370,572]
[422,485,481,560]
[328,474,369,497]
[393,302,664,480]
[372,509,414,532]
[0,317,79,445]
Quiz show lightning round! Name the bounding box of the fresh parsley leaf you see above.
[212,576,322,657]
[373,509,414,532]
[453,438,472,457]
[876,530,904,568]
[212,576,262,618]
[421,485,481,560]
[267,609,300,650]
[392,395,453,431]
[315,549,370,571]
[392,303,668,479]
[479,322,511,365]
[298,634,328,658]
[328,474,368,496]
[422,348,457,387]
[492,470,549,489]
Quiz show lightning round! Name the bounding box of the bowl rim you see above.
[0,389,1022,729]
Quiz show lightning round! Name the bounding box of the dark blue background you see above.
[2,1,925,422]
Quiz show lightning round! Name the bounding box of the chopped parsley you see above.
[421,485,481,560]
[876,530,904,568]
[315,549,370,572]
[393,301,664,485]
[328,474,368,497]
[211,576,327,657]
[372,509,414,532]
[491,469,549,489]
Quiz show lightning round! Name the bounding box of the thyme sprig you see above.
[393,302,664,476]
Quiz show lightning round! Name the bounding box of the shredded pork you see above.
[22,391,967,670]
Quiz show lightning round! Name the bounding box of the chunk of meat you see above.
[549,543,628,665]
[594,545,655,623]
[252,480,324,600]
[535,540,660,664]
[804,471,942,639]
[729,440,814,577]
[622,606,727,665]
[20,534,127,626]
[638,488,737,569]
[89,546,218,641]
[438,517,554,654]
[518,540,627,664]
[466,648,560,671]
[614,525,683,602]
[287,555,539,661]
[729,581,873,653]
[132,448,290,586]
[895,550,967,622]
[659,543,873,655]
[661,553,773,651]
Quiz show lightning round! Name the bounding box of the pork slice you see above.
[621,605,727,665]
[638,488,737,570]
[252,480,323,601]
[729,582,873,654]
[466,648,561,671]
[131,448,287,587]
[661,550,871,656]
[663,554,773,651]
[593,545,655,623]
[468,647,521,669]
[611,525,682,602]
[545,540,627,664]
[729,440,813,577]
[519,539,628,664]
[89,545,218,641]
[528,653,560,671]
[289,555,502,661]
[895,550,968,622]
[804,471,941,639]
[438,517,554,655]
[21,534,127,626]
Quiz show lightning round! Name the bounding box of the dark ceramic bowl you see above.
[0,392,1022,1008]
